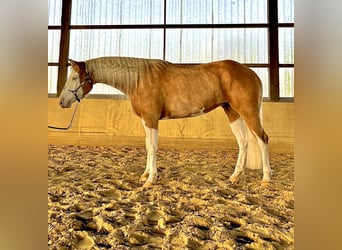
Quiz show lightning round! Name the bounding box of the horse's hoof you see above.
[261,180,271,186]
[140,173,148,182]
[229,176,239,184]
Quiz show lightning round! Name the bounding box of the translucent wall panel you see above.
[167,0,267,24]
[213,0,267,24]
[69,29,164,60]
[278,0,294,23]
[71,0,164,25]
[279,28,294,64]
[48,66,58,94]
[165,29,214,63]
[48,30,60,62]
[280,68,294,97]
[213,28,268,63]
[48,0,293,98]
[166,28,267,63]
[166,0,213,24]
[48,0,62,25]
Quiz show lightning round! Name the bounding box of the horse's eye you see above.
[72,76,78,81]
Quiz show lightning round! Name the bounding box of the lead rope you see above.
[48,102,79,130]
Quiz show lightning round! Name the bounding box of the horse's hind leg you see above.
[223,105,248,183]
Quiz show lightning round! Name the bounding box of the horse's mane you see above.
[84,56,167,95]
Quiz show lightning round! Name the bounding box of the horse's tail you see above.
[245,107,264,170]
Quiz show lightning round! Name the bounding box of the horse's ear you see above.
[68,59,81,72]
[68,59,77,66]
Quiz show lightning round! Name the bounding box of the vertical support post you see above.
[163,0,167,60]
[57,0,72,96]
[268,0,280,101]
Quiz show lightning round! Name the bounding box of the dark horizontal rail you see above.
[278,23,295,28]
[279,64,295,67]
[71,23,269,29]
[48,23,294,30]
[48,62,59,66]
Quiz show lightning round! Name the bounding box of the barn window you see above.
[48,0,294,101]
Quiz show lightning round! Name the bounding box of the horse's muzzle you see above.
[59,98,72,108]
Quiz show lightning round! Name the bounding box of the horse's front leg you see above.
[140,128,151,182]
[140,119,159,186]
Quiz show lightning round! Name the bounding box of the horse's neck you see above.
[86,57,146,96]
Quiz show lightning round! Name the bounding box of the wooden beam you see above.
[268,0,280,101]
[163,0,167,60]
[56,0,72,96]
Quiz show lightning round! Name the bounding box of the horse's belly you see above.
[161,107,205,120]
[161,101,221,120]
[161,84,223,120]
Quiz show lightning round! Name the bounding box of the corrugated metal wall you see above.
[48,0,294,97]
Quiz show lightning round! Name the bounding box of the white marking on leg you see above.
[229,117,248,183]
[256,136,272,182]
[141,119,158,185]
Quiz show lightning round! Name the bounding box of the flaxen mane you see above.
[85,57,168,97]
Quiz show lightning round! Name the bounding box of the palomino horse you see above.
[59,57,271,186]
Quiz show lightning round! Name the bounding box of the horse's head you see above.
[59,59,93,108]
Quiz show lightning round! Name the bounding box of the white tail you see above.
[245,125,262,169]
[245,106,264,169]
[229,114,262,170]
